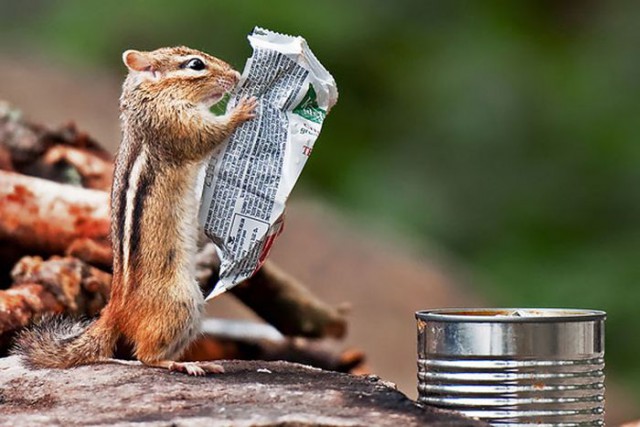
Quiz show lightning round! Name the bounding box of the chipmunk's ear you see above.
[122,50,154,72]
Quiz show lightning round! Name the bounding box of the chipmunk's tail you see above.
[12,314,118,369]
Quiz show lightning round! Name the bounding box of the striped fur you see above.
[14,46,256,372]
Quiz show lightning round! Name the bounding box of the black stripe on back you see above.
[129,164,156,272]
[112,140,141,274]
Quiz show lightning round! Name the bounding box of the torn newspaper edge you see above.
[199,27,338,299]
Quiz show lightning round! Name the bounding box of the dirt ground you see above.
[0,53,637,424]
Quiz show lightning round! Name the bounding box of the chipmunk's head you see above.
[122,46,240,107]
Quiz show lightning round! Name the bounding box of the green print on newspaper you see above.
[293,84,326,124]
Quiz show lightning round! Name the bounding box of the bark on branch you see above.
[0,170,112,276]
[0,256,111,353]
[229,263,347,338]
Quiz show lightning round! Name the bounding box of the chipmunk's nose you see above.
[231,70,241,84]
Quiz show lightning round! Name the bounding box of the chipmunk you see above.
[14,46,257,376]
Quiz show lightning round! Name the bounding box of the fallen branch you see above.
[0,101,112,189]
[0,171,112,274]
[10,256,111,314]
[228,262,347,339]
[41,145,113,191]
[0,256,111,354]
[198,240,347,339]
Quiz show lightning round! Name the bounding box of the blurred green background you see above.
[1,0,639,400]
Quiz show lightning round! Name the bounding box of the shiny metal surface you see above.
[416,309,605,427]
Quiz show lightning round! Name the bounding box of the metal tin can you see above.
[416,308,606,426]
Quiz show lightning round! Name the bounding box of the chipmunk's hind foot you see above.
[145,360,224,376]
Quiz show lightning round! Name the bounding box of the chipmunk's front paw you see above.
[233,96,258,122]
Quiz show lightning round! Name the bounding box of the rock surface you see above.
[0,356,483,427]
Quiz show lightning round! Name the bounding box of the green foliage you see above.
[2,0,639,394]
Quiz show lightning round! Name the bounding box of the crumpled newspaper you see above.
[198,27,338,299]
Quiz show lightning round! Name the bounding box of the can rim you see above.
[415,308,606,323]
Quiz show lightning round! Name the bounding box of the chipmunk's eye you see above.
[182,58,206,71]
